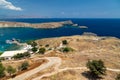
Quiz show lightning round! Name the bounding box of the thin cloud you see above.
[0,0,22,11]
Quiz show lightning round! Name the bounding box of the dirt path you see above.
[11,56,120,80]
[33,66,120,80]
[12,57,61,80]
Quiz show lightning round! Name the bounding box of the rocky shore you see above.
[0,20,73,29]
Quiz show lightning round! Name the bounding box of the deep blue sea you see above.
[0,18,120,51]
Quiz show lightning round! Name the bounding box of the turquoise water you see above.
[0,18,120,51]
[0,26,84,51]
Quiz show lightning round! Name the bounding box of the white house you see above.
[0,50,27,60]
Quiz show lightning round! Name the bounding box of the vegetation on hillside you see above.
[62,40,68,45]
[86,60,106,78]
[18,61,29,71]
[0,63,5,78]
[60,47,73,53]
[116,74,120,80]
[6,66,16,77]
[13,52,31,60]
[38,47,46,54]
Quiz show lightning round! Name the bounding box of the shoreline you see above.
[0,20,73,29]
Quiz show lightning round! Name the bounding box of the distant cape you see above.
[0,20,73,29]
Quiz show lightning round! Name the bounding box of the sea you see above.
[0,18,120,52]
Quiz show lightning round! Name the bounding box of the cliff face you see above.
[0,20,73,28]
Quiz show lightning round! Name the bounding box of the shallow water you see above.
[0,18,120,51]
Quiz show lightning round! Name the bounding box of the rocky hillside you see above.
[0,20,73,28]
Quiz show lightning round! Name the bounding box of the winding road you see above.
[11,57,120,80]
[12,57,61,80]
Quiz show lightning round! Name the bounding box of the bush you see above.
[45,44,49,47]
[0,57,5,62]
[31,47,38,53]
[61,47,73,53]
[6,66,16,76]
[62,40,68,45]
[116,74,120,80]
[38,48,46,54]
[27,41,37,47]
[86,60,106,78]
[0,63,5,78]
[0,52,3,56]
[23,52,31,58]
[13,52,31,60]
[19,62,29,71]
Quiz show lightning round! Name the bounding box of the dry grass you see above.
[1,35,120,80]
[41,70,118,80]
[35,35,120,80]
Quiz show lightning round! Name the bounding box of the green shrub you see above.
[62,40,68,45]
[86,60,106,78]
[27,41,37,47]
[31,47,38,52]
[0,63,5,78]
[13,52,31,60]
[6,66,16,76]
[23,52,31,58]
[0,52,3,56]
[19,62,29,71]
[45,44,49,47]
[61,47,73,53]
[38,48,46,54]
[0,57,5,62]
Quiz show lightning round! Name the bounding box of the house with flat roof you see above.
[0,50,27,60]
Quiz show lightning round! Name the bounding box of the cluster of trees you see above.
[0,61,29,78]
[13,52,31,60]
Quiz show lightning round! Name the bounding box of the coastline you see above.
[0,20,73,29]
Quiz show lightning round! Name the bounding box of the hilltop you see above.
[0,35,120,80]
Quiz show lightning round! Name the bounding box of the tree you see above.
[62,40,68,45]
[0,63,5,78]
[45,44,49,47]
[38,48,46,54]
[23,52,31,58]
[86,60,106,78]
[0,52,3,55]
[61,47,73,53]
[13,52,31,60]
[27,41,37,47]
[31,47,38,53]
[116,74,120,80]
[6,66,16,76]
[19,62,29,71]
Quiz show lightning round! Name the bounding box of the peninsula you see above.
[0,20,73,29]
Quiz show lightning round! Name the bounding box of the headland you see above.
[0,20,73,29]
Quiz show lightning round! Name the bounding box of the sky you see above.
[0,0,120,18]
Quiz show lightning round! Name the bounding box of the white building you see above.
[0,50,27,60]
